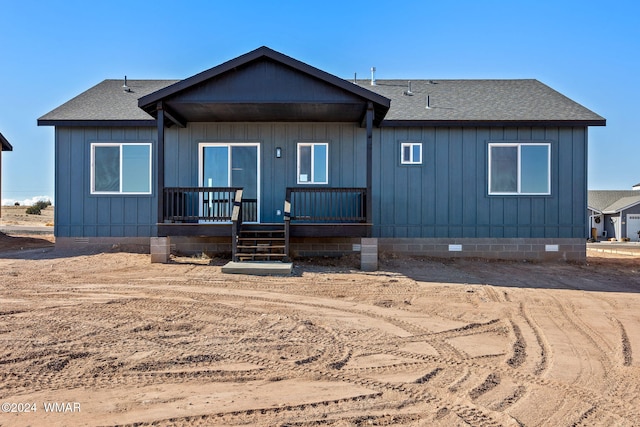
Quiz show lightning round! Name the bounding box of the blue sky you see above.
[0,0,637,205]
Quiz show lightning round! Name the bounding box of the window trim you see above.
[296,142,329,185]
[488,142,551,196]
[90,142,153,195]
[400,142,422,165]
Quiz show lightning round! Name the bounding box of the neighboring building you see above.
[38,46,605,263]
[588,189,640,241]
[0,132,13,219]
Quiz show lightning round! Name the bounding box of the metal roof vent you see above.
[122,76,131,92]
[370,67,376,86]
[426,95,432,109]
[403,81,414,96]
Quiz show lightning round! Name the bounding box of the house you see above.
[38,46,605,266]
[588,189,640,241]
[0,131,13,219]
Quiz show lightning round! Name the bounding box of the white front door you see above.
[199,143,260,223]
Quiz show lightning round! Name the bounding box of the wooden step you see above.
[238,236,285,241]
[237,254,286,258]
[236,254,288,261]
[234,223,288,263]
[237,245,286,250]
[240,224,285,232]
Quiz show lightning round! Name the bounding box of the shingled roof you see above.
[38,80,178,126]
[588,190,640,214]
[354,79,605,126]
[38,48,605,128]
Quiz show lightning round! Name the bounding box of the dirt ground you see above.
[1,207,639,426]
[0,205,54,227]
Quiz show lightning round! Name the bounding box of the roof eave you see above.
[380,119,607,127]
[603,199,640,214]
[0,132,12,151]
[37,119,157,127]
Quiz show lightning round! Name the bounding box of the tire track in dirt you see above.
[506,320,526,368]
[147,289,518,427]
[3,262,639,426]
[518,302,549,376]
[110,392,388,427]
[538,290,640,419]
[352,333,640,423]
[157,285,639,424]
[616,318,633,367]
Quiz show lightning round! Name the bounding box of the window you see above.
[401,142,422,164]
[297,142,328,184]
[488,143,550,195]
[91,143,152,194]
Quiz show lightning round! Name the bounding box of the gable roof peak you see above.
[137,46,391,125]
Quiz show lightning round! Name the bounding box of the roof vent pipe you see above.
[123,76,130,92]
[426,95,431,109]
[370,67,376,86]
[404,81,414,96]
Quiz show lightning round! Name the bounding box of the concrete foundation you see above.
[150,237,170,263]
[360,237,378,271]
[378,237,586,262]
[55,236,150,253]
[55,236,586,264]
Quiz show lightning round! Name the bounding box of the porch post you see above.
[0,148,2,219]
[366,102,373,233]
[156,102,165,227]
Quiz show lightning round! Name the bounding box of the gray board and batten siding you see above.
[52,121,366,237]
[52,121,588,241]
[374,125,588,239]
[53,126,157,241]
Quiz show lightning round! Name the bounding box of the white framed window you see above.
[401,142,422,164]
[297,142,328,184]
[488,142,550,195]
[91,143,152,194]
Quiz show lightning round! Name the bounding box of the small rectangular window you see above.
[297,142,328,184]
[91,143,152,194]
[488,143,550,195]
[401,142,422,164]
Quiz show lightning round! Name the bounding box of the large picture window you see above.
[489,143,550,195]
[297,142,328,184]
[91,143,152,194]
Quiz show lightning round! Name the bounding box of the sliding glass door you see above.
[199,143,259,222]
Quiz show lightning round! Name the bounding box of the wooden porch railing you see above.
[163,187,257,223]
[285,187,367,223]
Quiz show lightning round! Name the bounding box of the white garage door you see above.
[627,214,640,241]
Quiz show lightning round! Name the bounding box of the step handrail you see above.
[231,189,244,262]
[284,196,291,261]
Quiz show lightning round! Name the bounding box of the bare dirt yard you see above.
[1,207,639,426]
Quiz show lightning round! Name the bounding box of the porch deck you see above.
[158,186,371,261]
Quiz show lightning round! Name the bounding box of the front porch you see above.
[156,186,371,262]
[138,48,389,269]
